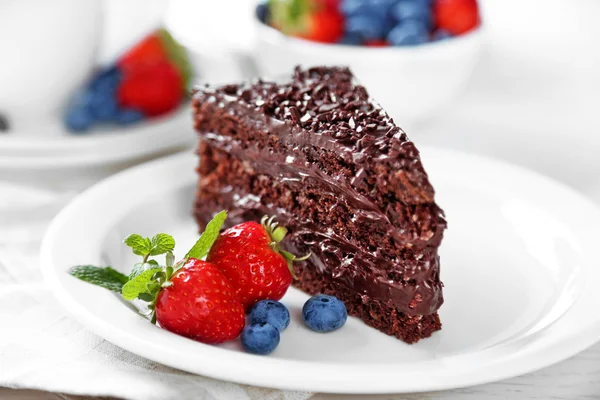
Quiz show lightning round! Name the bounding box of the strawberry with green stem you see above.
[116,28,192,117]
[118,28,193,95]
[69,211,245,344]
[269,0,344,43]
[207,215,310,310]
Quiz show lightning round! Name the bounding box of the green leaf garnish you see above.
[186,210,227,260]
[121,268,162,301]
[149,233,175,256]
[123,234,152,257]
[68,265,129,292]
[68,212,230,325]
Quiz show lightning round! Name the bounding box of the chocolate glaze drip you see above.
[192,66,446,317]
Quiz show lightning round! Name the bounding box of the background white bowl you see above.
[253,18,484,125]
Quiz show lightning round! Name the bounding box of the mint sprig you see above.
[122,268,163,301]
[68,265,128,292]
[149,234,176,256]
[67,212,228,324]
[123,234,151,256]
[124,233,175,262]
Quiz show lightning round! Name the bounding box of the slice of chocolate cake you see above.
[192,66,446,344]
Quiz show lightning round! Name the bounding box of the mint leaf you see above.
[149,233,175,256]
[186,210,227,260]
[69,265,128,292]
[129,261,159,279]
[121,268,162,301]
[124,234,151,256]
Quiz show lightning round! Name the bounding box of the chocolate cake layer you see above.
[192,67,446,342]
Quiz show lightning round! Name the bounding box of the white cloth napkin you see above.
[0,182,312,400]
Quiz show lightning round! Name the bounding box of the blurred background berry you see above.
[262,0,479,46]
[63,28,191,133]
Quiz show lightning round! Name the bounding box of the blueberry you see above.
[0,114,9,132]
[241,323,280,355]
[86,67,121,121]
[341,0,395,19]
[302,295,347,333]
[89,66,122,94]
[256,2,269,24]
[89,91,119,121]
[391,0,432,28]
[65,106,93,132]
[70,89,94,109]
[432,29,453,41]
[369,0,398,18]
[387,20,429,46]
[250,300,290,332]
[340,0,371,16]
[116,109,144,125]
[382,13,399,37]
[339,31,363,45]
[346,15,388,41]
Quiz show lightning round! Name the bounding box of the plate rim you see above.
[40,148,600,393]
[0,106,195,169]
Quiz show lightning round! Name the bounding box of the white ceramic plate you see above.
[0,106,195,169]
[41,147,600,393]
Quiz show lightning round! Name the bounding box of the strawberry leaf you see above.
[124,234,152,256]
[122,267,162,301]
[149,233,175,256]
[157,28,193,94]
[69,265,129,292]
[186,210,227,260]
[271,226,287,243]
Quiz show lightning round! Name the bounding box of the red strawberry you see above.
[208,216,309,310]
[118,33,167,72]
[321,0,341,10]
[155,258,245,344]
[270,0,345,44]
[117,60,182,116]
[296,7,344,43]
[433,0,480,35]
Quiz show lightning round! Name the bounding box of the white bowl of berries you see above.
[253,0,484,125]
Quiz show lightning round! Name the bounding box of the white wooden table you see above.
[2,340,599,400]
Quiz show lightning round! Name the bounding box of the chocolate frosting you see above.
[193,67,446,316]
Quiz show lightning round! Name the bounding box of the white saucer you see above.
[40,147,600,393]
[0,106,195,169]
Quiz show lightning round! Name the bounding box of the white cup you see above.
[0,0,103,131]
